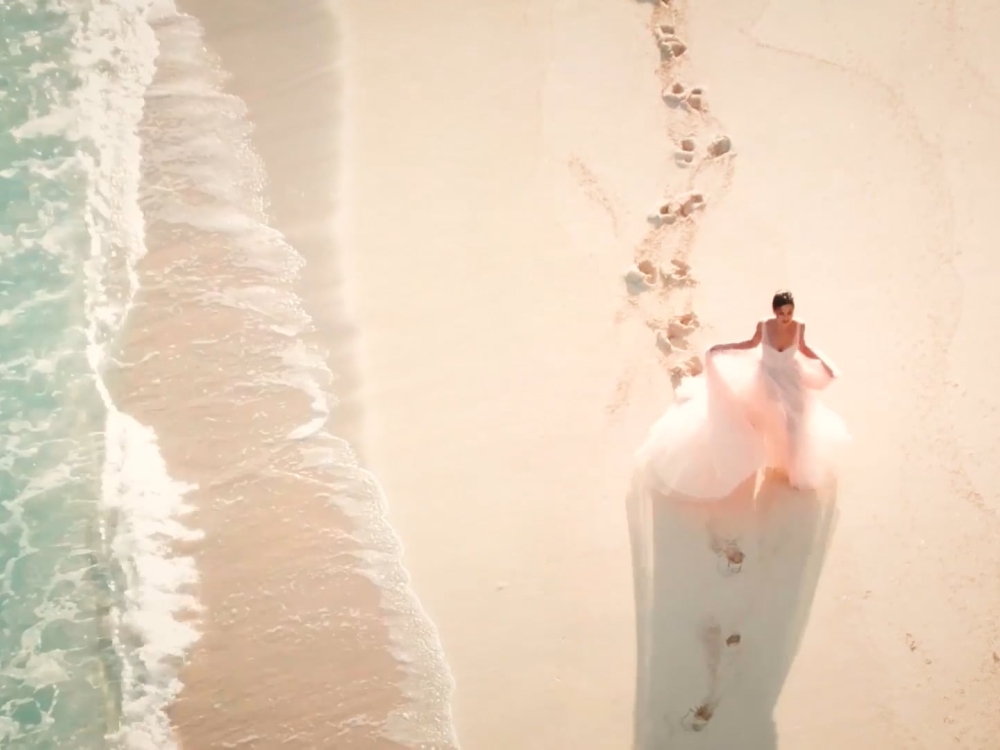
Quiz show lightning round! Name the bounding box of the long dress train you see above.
[635,321,850,498]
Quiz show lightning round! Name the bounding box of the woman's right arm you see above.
[710,322,762,354]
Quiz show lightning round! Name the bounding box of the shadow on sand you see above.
[627,470,839,748]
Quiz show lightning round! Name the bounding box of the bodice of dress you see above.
[760,320,799,369]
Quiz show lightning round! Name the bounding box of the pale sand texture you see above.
[341,0,673,747]
[676,1,1000,746]
[628,473,838,747]
[345,1,1000,750]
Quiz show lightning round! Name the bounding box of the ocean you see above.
[0,0,454,748]
[0,0,193,746]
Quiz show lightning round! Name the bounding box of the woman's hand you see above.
[710,324,761,356]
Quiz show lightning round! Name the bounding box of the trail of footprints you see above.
[673,521,750,734]
[679,618,743,733]
[676,134,732,167]
[623,0,734,392]
[632,0,746,735]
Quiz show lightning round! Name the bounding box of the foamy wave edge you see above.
[63,0,204,747]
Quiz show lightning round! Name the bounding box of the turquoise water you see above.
[0,3,116,746]
[0,1,194,747]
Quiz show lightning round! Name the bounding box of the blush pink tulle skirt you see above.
[635,349,851,498]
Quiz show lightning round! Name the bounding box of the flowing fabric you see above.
[636,321,850,498]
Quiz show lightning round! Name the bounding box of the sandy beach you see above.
[118,0,1000,747]
[341,0,676,745]
[343,0,1000,746]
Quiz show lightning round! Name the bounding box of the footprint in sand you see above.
[675,137,696,166]
[662,82,687,108]
[662,82,706,112]
[686,87,706,111]
[668,311,699,339]
[647,200,678,226]
[658,312,699,355]
[668,354,703,388]
[655,27,687,60]
[707,134,732,158]
[679,191,706,217]
[623,260,658,294]
[647,192,705,226]
[655,331,675,355]
[679,621,723,732]
[637,259,658,281]
[682,701,717,732]
[708,531,745,575]
[660,257,695,287]
[726,633,741,646]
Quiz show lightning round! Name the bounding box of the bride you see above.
[636,290,850,496]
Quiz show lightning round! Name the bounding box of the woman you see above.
[636,290,849,497]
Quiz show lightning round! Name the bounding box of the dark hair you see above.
[772,289,794,310]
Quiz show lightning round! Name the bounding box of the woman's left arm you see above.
[799,324,837,378]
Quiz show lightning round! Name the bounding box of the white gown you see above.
[635,321,850,498]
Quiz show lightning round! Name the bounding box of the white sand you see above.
[339,1,666,746]
[343,0,1000,747]
[684,2,1000,746]
[628,472,840,746]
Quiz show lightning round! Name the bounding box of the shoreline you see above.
[116,1,457,748]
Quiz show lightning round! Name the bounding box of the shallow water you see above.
[0,0,188,746]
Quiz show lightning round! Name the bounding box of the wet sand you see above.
[115,2,449,748]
